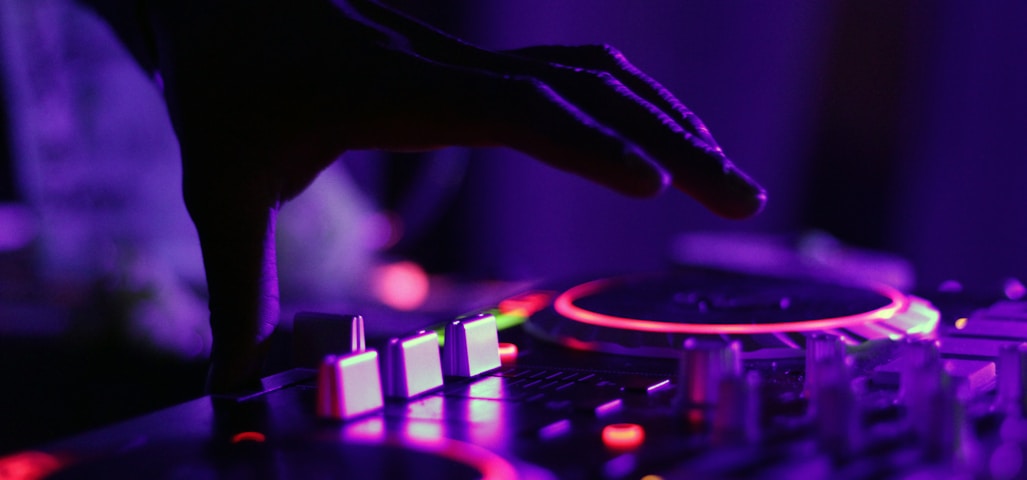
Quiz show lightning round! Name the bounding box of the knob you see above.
[316,350,383,421]
[997,343,1027,417]
[292,313,366,368]
[909,368,969,462]
[811,355,860,458]
[712,370,761,445]
[804,333,845,398]
[899,344,973,462]
[443,313,501,377]
[676,339,741,408]
[383,330,444,399]
[899,339,942,403]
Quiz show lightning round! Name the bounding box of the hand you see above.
[138,0,765,392]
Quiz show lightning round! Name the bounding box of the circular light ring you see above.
[553,275,910,335]
[379,436,519,480]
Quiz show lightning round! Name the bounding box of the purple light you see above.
[1004,278,1026,301]
[538,419,571,440]
[0,204,36,251]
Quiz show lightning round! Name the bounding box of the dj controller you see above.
[14,267,1027,479]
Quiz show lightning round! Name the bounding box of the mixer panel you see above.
[21,269,1027,479]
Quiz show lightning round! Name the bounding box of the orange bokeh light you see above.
[602,423,645,451]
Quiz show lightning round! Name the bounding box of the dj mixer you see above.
[14,267,1027,479]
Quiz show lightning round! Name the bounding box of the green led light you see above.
[434,310,527,346]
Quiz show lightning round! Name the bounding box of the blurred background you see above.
[0,0,1024,454]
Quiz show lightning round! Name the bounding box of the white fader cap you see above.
[443,313,501,377]
[316,350,383,421]
[383,330,444,399]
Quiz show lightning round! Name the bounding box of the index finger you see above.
[511,62,766,219]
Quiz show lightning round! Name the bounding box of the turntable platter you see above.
[526,269,939,358]
[27,266,1025,479]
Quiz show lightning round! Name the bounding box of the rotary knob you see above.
[804,332,846,399]
[712,370,761,445]
[997,342,1027,417]
[676,339,741,408]
[810,354,860,458]
[899,341,971,462]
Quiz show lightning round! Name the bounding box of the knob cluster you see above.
[306,312,501,421]
[675,339,760,443]
[677,338,741,407]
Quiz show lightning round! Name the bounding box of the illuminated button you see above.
[317,350,383,421]
[602,423,645,451]
[538,419,572,439]
[443,314,501,377]
[292,313,366,368]
[498,342,519,365]
[621,376,671,394]
[383,330,443,399]
[0,451,62,479]
[590,398,623,417]
[946,316,1027,340]
[498,291,553,316]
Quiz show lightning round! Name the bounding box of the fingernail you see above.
[622,149,669,197]
[721,164,767,218]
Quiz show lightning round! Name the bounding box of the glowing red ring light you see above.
[231,431,267,443]
[553,276,909,335]
[382,436,519,480]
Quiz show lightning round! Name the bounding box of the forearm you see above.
[76,0,160,76]
[80,0,285,393]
